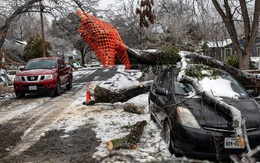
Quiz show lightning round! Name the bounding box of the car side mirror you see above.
[155,87,169,96]
[59,65,65,69]
[19,67,24,71]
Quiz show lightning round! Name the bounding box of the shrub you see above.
[157,45,181,65]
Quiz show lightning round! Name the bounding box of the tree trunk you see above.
[106,120,147,151]
[93,81,152,103]
[126,46,161,65]
[123,103,146,114]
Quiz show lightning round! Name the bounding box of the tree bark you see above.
[106,120,147,151]
[126,46,162,65]
[123,103,146,114]
[93,81,152,103]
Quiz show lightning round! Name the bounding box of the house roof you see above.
[206,39,232,48]
[205,36,260,48]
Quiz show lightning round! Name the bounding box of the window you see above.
[224,48,232,60]
[161,72,171,89]
[257,47,260,57]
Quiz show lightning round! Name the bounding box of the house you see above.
[202,37,260,61]
[64,50,80,63]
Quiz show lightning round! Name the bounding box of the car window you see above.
[161,72,171,89]
[58,59,65,69]
[174,82,194,95]
[25,59,56,70]
[220,74,250,98]
[198,73,250,99]
[154,70,168,88]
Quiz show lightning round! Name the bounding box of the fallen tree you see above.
[106,120,147,151]
[126,47,260,95]
[180,74,247,150]
[93,81,152,103]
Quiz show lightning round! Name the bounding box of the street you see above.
[0,66,172,163]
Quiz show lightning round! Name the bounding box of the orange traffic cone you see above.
[83,84,95,105]
[86,84,91,101]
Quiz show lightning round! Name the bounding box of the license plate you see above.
[224,137,244,149]
[29,86,37,90]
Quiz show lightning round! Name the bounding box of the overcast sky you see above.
[98,0,116,9]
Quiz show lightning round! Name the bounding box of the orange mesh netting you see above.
[76,9,130,69]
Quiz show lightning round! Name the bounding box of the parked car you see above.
[251,57,260,69]
[0,70,13,86]
[148,65,260,161]
[13,57,73,98]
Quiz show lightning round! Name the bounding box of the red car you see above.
[13,57,73,98]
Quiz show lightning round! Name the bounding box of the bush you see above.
[23,34,52,61]
[157,45,181,65]
[225,55,239,68]
[226,55,255,69]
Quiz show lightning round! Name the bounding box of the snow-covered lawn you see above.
[47,66,173,162]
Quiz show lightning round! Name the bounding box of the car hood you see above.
[16,69,56,76]
[183,97,260,129]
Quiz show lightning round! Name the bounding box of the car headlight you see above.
[177,107,200,129]
[14,76,22,81]
[44,74,53,80]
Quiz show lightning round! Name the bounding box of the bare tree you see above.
[152,0,205,51]
[0,0,42,48]
[205,0,260,70]
[0,0,100,49]
[100,0,147,48]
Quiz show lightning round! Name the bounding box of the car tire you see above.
[163,120,174,154]
[15,91,25,99]
[51,79,61,97]
[66,76,72,90]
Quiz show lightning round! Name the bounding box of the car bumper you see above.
[172,125,260,160]
[14,80,57,93]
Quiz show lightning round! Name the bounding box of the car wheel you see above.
[15,91,25,99]
[163,120,174,154]
[56,79,61,96]
[66,76,72,90]
[51,79,61,97]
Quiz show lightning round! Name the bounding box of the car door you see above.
[150,68,173,126]
[57,59,68,85]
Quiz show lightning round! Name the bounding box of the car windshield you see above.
[24,59,56,70]
[175,73,250,99]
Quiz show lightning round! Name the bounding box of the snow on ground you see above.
[45,65,173,162]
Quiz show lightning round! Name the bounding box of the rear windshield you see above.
[24,59,56,70]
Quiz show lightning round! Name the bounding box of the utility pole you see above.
[40,0,46,57]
